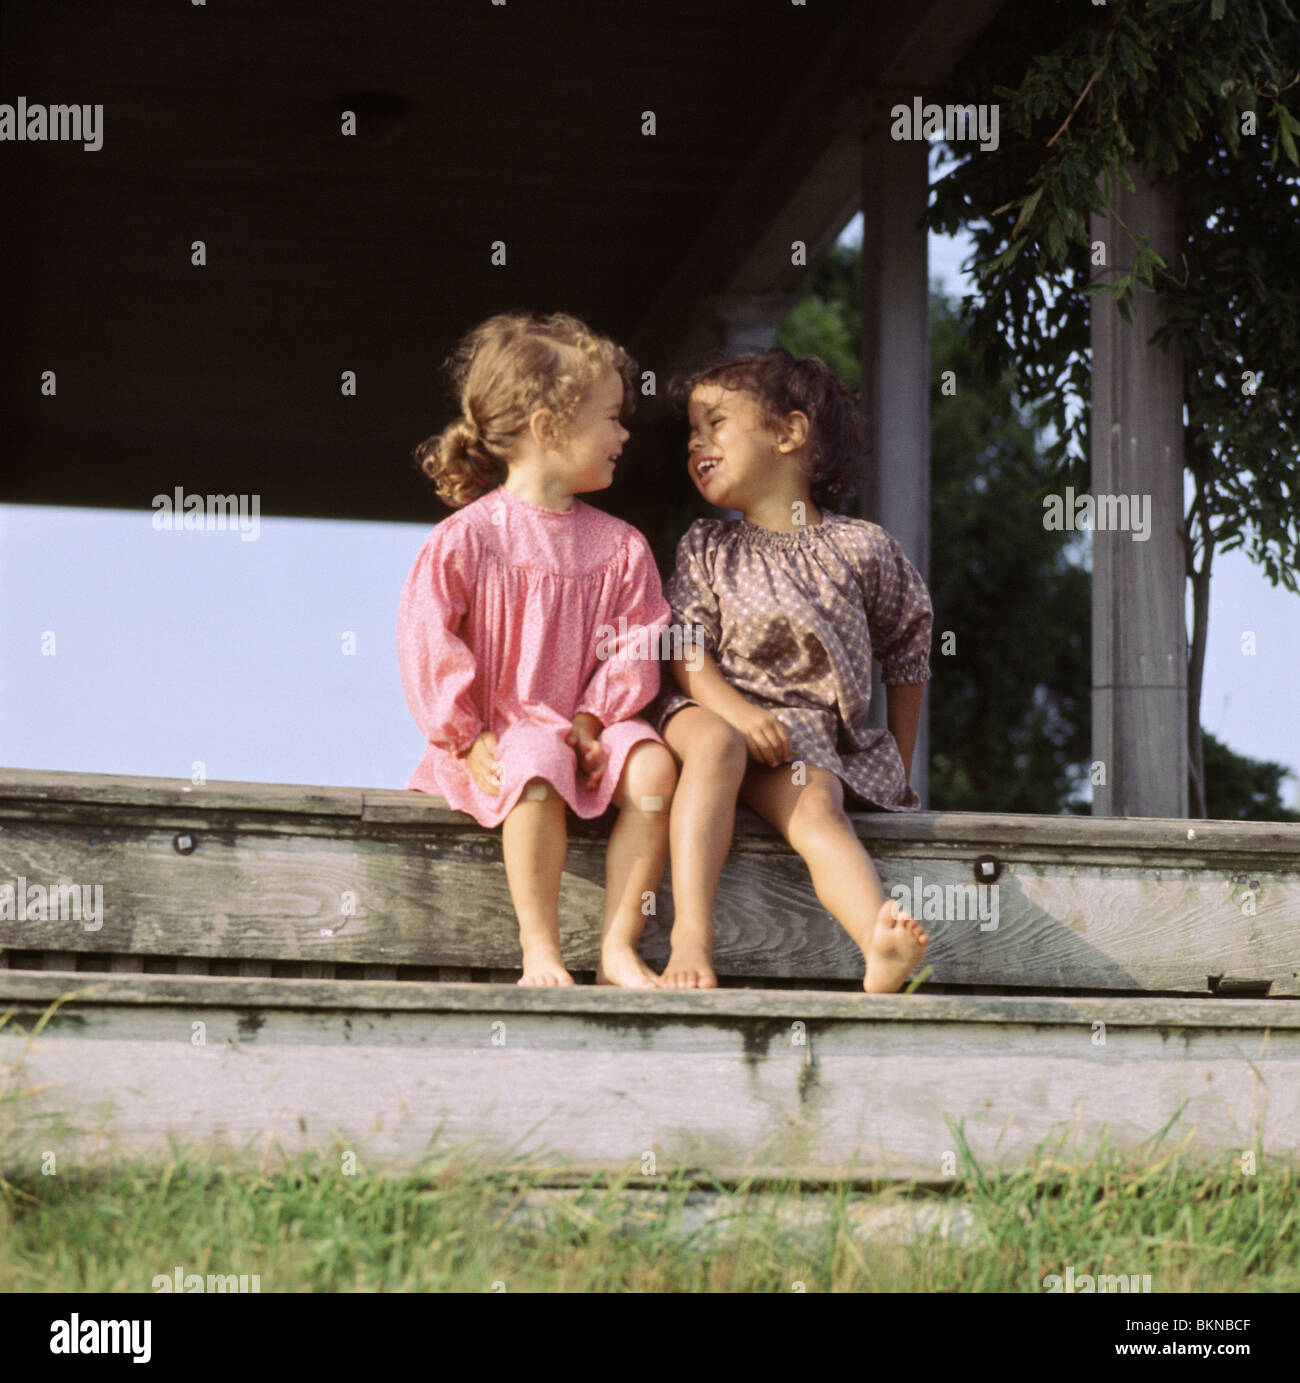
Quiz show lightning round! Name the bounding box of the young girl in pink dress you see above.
[397,312,677,989]
[652,348,932,993]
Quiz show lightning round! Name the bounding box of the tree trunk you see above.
[1186,545,1212,818]
[1174,183,1210,821]
[1185,425,1215,820]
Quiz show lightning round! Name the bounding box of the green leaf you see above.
[1116,35,1141,82]
[1047,219,1067,261]
[1013,186,1043,234]
[1281,125,1299,167]
[1275,104,1300,136]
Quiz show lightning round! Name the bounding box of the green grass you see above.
[0,1140,1296,1292]
[3,997,1294,1292]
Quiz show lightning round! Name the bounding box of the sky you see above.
[3,214,1298,810]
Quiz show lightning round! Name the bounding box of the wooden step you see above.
[1,971,1295,1183]
[2,768,1298,993]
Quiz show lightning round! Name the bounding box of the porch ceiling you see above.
[0,0,1002,523]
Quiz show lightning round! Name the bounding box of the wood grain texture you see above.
[1,817,1296,993]
[3,769,1299,993]
[6,769,1300,855]
[1090,173,1188,818]
[0,768,364,818]
[4,971,1298,1030]
[3,978,1295,1182]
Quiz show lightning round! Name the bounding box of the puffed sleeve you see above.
[396,518,483,756]
[576,529,673,723]
[662,520,722,657]
[862,524,933,684]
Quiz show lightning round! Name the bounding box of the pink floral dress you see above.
[397,485,670,826]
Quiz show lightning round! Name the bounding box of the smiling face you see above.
[559,364,629,493]
[686,383,779,509]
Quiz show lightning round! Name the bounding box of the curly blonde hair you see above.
[414,312,638,508]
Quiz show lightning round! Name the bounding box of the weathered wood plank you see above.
[4,970,1298,1030]
[4,769,1300,993]
[6,769,1300,858]
[2,815,1296,993]
[361,787,1300,863]
[3,977,1296,1182]
[0,768,363,818]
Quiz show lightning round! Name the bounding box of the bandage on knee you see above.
[638,794,666,812]
[523,782,551,802]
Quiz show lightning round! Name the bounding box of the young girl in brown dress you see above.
[654,348,932,992]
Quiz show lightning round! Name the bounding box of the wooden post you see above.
[711,294,799,355]
[1089,167,1187,818]
[861,121,931,808]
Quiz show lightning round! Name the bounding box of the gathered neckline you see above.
[734,513,843,548]
[497,485,577,516]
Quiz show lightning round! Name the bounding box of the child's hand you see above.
[566,713,606,790]
[728,703,792,767]
[464,732,502,795]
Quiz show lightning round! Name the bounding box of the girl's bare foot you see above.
[863,899,929,993]
[518,943,575,987]
[660,938,718,989]
[596,941,663,989]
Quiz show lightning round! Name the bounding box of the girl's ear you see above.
[529,407,557,451]
[775,410,810,453]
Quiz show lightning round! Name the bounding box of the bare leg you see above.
[595,740,678,988]
[658,707,749,989]
[501,778,573,986]
[740,764,929,993]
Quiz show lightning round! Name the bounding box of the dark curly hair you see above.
[668,347,861,511]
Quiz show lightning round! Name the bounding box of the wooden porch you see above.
[2,768,1298,1182]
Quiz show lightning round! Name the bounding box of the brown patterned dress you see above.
[652,513,933,811]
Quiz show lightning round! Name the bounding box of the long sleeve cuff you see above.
[433,718,482,757]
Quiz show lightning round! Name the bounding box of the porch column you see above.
[710,293,800,354]
[1089,166,1187,817]
[861,120,931,808]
